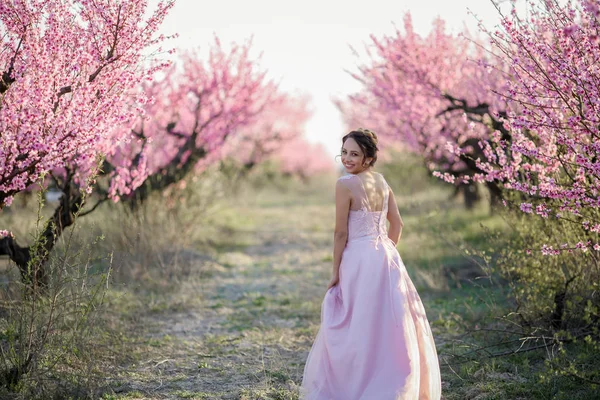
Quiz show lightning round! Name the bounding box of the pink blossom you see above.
[338,13,510,198]
[541,245,560,256]
[274,139,334,178]
[340,1,600,247]
[520,203,533,213]
[106,38,324,199]
[0,0,175,207]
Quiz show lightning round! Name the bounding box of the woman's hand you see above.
[327,274,340,290]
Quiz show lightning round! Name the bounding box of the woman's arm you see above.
[387,187,404,245]
[329,181,351,288]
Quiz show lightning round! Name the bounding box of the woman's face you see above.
[341,137,371,174]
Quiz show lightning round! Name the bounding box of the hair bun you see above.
[358,128,378,146]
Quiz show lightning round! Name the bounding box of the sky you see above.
[151,0,508,156]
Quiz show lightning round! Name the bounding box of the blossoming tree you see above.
[0,0,174,207]
[220,93,312,171]
[340,14,511,207]
[273,138,334,180]
[104,38,279,207]
[473,0,600,253]
[0,0,175,286]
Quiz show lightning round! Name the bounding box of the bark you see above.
[458,138,504,210]
[123,135,207,209]
[550,274,577,331]
[437,96,510,211]
[0,178,84,289]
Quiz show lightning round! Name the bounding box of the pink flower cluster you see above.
[539,240,600,255]
[106,37,330,199]
[275,139,334,178]
[0,0,174,207]
[473,0,600,232]
[341,0,600,254]
[107,38,279,199]
[339,13,510,177]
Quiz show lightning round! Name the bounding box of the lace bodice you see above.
[338,172,390,242]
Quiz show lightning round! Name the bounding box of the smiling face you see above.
[341,137,372,174]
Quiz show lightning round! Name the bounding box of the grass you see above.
[1,165,599,399]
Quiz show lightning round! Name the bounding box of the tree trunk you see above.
[462,183,480,209]
[486,181,503,213]
[122,144,207,210]
[0,182,84,290]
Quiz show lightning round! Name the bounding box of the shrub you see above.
[0,193,112,398]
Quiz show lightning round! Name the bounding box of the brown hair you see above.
[342,128,379,167]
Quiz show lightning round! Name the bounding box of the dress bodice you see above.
[348,210,387,241]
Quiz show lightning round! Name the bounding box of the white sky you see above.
[151,0,508,156]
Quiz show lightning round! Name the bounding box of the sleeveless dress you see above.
[300,172,442,400]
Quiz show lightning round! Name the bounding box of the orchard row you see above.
[0,0,331,211]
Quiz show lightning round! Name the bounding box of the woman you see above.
[300,129,442,400]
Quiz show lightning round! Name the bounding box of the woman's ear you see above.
[363,157,373,166]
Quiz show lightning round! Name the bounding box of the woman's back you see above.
[339,171,387,212]
[338,172,390,242]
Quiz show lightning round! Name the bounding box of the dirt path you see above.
[114,202,338,399]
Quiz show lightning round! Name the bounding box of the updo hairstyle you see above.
[342,128,379,167]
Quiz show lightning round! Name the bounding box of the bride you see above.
[300,129,442,400]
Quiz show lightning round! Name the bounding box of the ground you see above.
[105,190,349,399]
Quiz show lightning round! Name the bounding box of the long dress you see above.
[300,172,442,400]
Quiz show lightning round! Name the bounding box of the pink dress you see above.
[300,172,442,400]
